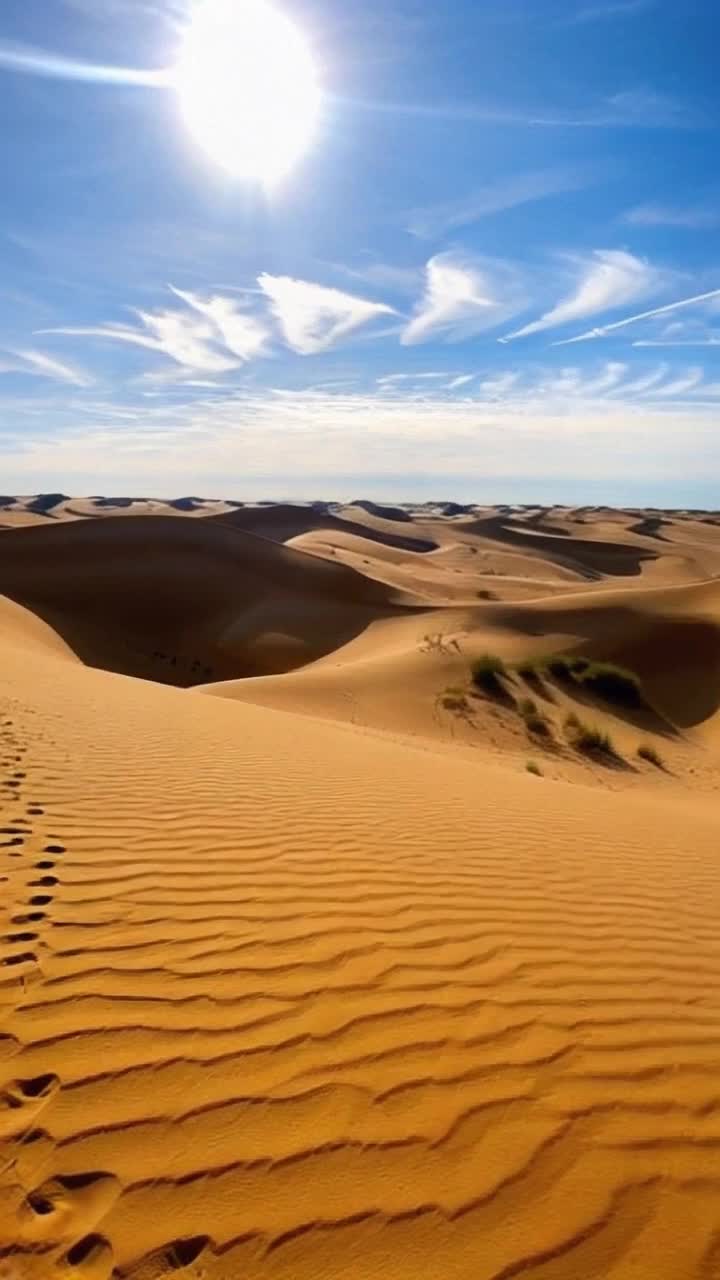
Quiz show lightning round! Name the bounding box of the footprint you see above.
[2,951,37,967]
[35,861,55,870]
[0,837,25,847]
[20,1171,121,1244]
[0,1074,58,1138]
[29,876,59,887]
[13,911,46,924]
[125,1235,210,1279]
[3,931,38,943]
[64,1233,114,1278]
[29,895,53,906]
[3,1073,57,1103]
[165,1238,210,1271]
[45,845,66,855]
[27,806,44,815]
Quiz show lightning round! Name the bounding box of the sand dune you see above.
[1,498,720,1278]
[212,502,436,552]
[0,515,422,684]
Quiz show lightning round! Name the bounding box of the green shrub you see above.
[637,742,663,768]
[568,656,590,674]
[526,713,551,737]
[545,654,644,708]
[471,653,507,693]
[546,654,575,680]
[516,658,542,679]
[526,760,543,777]
[565,716,616,757]
[576,661,644,708]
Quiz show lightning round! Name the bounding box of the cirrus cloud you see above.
[500,250,664,342]
[258,274,395,355]
[402,253,526,345]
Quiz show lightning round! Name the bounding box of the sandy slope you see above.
[2,612,720,1279]
[205,578,720,791]
[2,501,720,1278]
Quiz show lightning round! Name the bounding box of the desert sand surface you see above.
[2,496,720,1278]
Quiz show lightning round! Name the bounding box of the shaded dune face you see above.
[496,591,720,729]
[0,516,422,686]
[211,503,437,552]
[462,516,659,579]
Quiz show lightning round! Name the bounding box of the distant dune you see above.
[2,496,720,1278]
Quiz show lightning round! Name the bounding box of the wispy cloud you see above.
[447,374,476,390]
[62,0,176,19]
[501,250,664,342]
[634,337,720,347]
[568,0,654,24]
[0,39,167,86]
[1,348,92,387]
[258,274,395,355]
[580,361,628,393]
[646,368,705,397]
[377,372,451,385]
[554,286,720,345]
[329,261,422,295]
[349,86,698,130]
[622,203,719,229]
[169,288,269,362]
[10,364,719,497]
[40,288,268,373]
[406,168,586,239]
[618,365,668,392]
[477,372,521,398]
[403,253,525,345]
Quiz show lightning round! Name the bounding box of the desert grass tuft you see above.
[565,715,617,758]
[471,653,507,694]
[575,661,643,708]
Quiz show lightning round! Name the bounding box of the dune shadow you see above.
[464,515,659,579]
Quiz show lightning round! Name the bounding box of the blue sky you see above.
[0,0,718,502]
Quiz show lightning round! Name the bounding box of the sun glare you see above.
[175,0,320,183]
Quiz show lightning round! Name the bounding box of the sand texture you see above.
[1,498,720,1278]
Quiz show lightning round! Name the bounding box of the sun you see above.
[174,0,320,184]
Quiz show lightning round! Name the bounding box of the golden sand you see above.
[1,499,720,1278]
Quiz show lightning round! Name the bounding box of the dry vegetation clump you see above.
[575,661,644,708]
[565,714,617,758]
[440,687,470,713]
[471,653,508,694]
[637,742,664,768]
[518,696,552,738]
[520,654,646,710]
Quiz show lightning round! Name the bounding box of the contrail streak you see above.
[553,287,720,345]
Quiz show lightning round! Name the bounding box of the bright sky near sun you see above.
[0,0,718,503]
